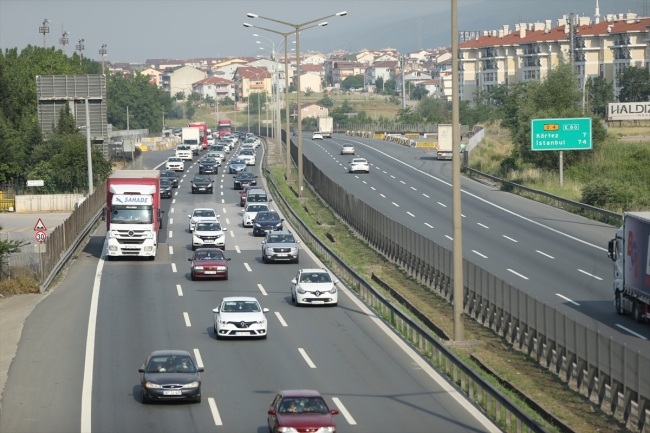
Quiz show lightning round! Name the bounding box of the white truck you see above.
[317,116,333,138]
[608,212,650,322]
[175,145,192,161]
[436,124,453,160]
[182,127,200,156]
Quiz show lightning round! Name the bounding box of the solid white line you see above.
[503,235,518,243]
[380,194,386,198]
[331,397,357,425]
[193,349,204,368]
[477,223,489,229]
[424,223,434,228]
[244,262,252,272]
[437,202,447,207]
[578,269,603,280]
[406,212,415,217]
[170,218,173,225]
[371,187,376,190]
[153,160,166,169]
[183,312,191,327]
[257,284,267,296]
[445,235,453,241]
[536,250,554,259]
[171,263,177,273]
[168,230,172,238]
[472,250,488,259]
[169,245,173,255]
[615,324,648,340]
[229,231,234,238]
[80,240,106,432]
[556,293,580,306]
[410,186,417,190]
[235,245,241,253]
[172,199,176,204]
[298,348,316,368]
[392,202,399,207]
[275,312,288,327]
[176,284,183,296]
[507,269,529,280]
[208,398,223,425]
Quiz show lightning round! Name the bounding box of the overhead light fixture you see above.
[243,23,253,28]
[247,13,258,18]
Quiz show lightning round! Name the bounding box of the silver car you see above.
[262,230,300,263]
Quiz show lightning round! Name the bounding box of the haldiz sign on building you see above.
[530,118,592,151]
[607,103,650,121]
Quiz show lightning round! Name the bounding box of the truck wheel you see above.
[615,292,624,315]
[633,302,643,323]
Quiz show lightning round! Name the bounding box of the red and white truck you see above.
[104,170,163,260]
[218,119,232,138]
[188,122,208,149]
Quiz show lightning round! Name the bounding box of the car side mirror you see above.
[213,308,219,313]
[161,210,165,214]
[226,258,231,261]
[255,176,258,178]
[138,368,145,373]
[188,258,192,261]
[331,409,339,415]
[268,409,276,415]
[281,218,284,222]
[291,279,297,284]
[269,199,273,202]
[334,280,339,285]
[223,227,228,231]
[101,207,106,221]
[198,367,204,373]
[251,219,255,223]
[262,308,269,313]
[188,215,191,218]
[297,240,301,244]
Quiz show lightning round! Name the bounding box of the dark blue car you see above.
[229,158,247,174]
[252,211,284,236]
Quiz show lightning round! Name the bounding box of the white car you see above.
[175,145,193,160]
[312,131,323,140]
[205,152,223,165]
[192,221,227,250]
[348,158,370,173]
[290,269,339,306]
[341,144,355,155]
[166,157,185,172]
[243,203,270,228]
[188,208,219,233]
[207,137,215,146]
[213,297,269,339]
[238,150,256,166]
[241,143,255,152]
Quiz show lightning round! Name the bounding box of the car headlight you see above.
[277,428,298,433]
[275,223,282,227]
[291,247,298,252]
[257,318,266,324]
[194,266,204,270]
[254,223,261,227]
[183,381,200,388]
[144,246,153,251]
[316,428,335,433]
[193,235,201,240]
[329,286,337,294]
[216,266,227,271]
[297,287,306,294]
[266,248,273,253]
[192,183,197,188]
[219,319,228,325]
[145,382,161,389]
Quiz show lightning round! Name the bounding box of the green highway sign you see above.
[530,118,592,151]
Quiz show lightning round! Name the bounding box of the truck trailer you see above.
[188,122,208,149]
[436,124,453,160]
[608,212,650,322]
[182,127,201,155]
[104,170,163,260]
[317,116,333,138]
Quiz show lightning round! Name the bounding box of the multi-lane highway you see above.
[0,140,500,432]
[298,133,650,349]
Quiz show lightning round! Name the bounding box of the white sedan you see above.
[243,204,270,228]
[213,297,269,339]
[312,131,323,140]
[188,208,219,233]
[166,157,185,172]
[238,150,256,166]
[192,221,227,250]
[348,158,370,173]
[290,269,339,306]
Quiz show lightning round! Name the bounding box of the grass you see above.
[0,275,40,298]
[266,163,623,433]
[607,119,650,137]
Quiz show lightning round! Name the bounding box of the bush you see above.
[581,180,634,210]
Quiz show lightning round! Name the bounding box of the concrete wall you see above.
[15,194,86,213]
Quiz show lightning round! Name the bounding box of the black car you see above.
[199,157,219,174]
[160,178,172,198]
[233,172,257,190]
[139,350,203,404]
[191,175,214,194]
[252,211,284,236]
[160,170,179,188]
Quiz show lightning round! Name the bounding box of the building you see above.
[140,67,164,87]
[297,103,329,118]
[396,70,432,91]
[364,61,398,91]
[233,66,272,102]
[161,65,207,98]
[332,61,367,84]
[303,53,326,65]
[297,73,323,93]
[192,77,235,100]
[415,79,442,98]
[300,64,325,76]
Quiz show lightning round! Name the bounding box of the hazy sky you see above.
[0,0,644,63]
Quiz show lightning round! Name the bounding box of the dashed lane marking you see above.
[244,263,251,272]
[507,269,529,280]
[257,284,267,296]
[332,397,357,425]
[208,398,223,425]
[171,263,177,273]
[536,250,554,259]
[275,312,288,327]
[183,312,191,327]
[193,349,204,368]
[578,269,603,280]
[298,348,316,368]
[424,223,433,228]
[176,284,183,296]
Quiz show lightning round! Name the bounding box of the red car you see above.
[267,390,339,433]
[188,248,231,281]
[239,185,256,207]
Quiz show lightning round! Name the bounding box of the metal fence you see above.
[338,124,471,135]
[282,132,649,432]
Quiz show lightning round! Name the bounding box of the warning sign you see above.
[34,218,47,231]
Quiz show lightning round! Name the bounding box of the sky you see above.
[0,0,646,63]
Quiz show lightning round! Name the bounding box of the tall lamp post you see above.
[245,11,347,197]
[39,19,50,48]
[76,39,85,66]
[59,30,69,55]
[99,44,107,73]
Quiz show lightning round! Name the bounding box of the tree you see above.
[317,96,334,107]
[185,106,196,120]
[0,224,29,269]
[585,76,614,118]
[305,87,313,96]
[220,96,234,106]
[410,86,429,101]
[174,91,185,101]
[383,78,397,96]
[247,91,268,113]
[617,66,650,103]
[341,74,364,91]
[188,92,202,103]
[375,77,384,93]
[417,97,450,123]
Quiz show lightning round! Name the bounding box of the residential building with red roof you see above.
[192,77,235,100]
[232,66,272,102]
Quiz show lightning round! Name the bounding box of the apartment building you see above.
[161,65,207,98]
[233,66,272,102]
[192,77,235,100]
[332,61,367,84]
[364,61,397,91]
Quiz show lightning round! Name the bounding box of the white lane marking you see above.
[380,194,386,198]
[244,262,252,272]
[153,160,166,169]
[392,202,399,207]
[174,191,178,196]
[193,349,204,368]
[445,235,453,241]
[183,312,191,327]
[257,284,267,296]
[183,174,187,178]
[437,202,447,207]
[503,235,518,243]
[229,231,234,238]
[410,186,417,190]
[275,312,288,327]
[578,269,603,280]
[400,180,405,184]
[462,214,466,218]
[424,223,434,228]
[382,171,387,174]
[371,187,376,190]
[170,218,173,225]
[223,208,227,213]
[221,199,225,203]
[343,137,608,252]
[362,181,367,184]
[168,230,173,238]
[477,223,489,229]
[171,208,174,213]
[176,284,183,296]
[172,199,176,204]
[556,293,580,306]
[536,250,554,259]
[406,212,415,217]
[208,398,223,425]
[390,175,396,178]
[220,185,223,189]
[169,245,174,255]
[422,193,429,198]
[615,324,648,340]
[220,178,223,182]
[332,397,357,425]
[472,250,488,259]
[171,263,177,272]
[220,192,224,196]
[80,239,106,432]
[298,348,316,368]
[354,175,359,178]
[235,245,241,253]
[226,218,230,224]
[507,269,529,280]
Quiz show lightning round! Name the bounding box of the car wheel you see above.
[192,245,196,251]
[294,255,299,264]
[262,254,267,263]
[224,272,229,281]
[195,394,201,404]
[191,271,196,281]
[141,390,150,404]
[105,255,113,261]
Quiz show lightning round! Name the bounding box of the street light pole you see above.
[59,30,69,55]
[39,19,50,49]
[76,39,85,66]
[99,44,107,73]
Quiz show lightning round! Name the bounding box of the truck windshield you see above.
[183,139,198,145]
[111,205,153,224]
[218,125,231,131]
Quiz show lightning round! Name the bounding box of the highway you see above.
[0,142,499,433]
[298,133,650,349]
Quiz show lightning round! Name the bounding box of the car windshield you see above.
[240,150,254,155]
[193,210,216,218]
[238,173,255,179]
[300,272,331,283]
[352,159,366,163]
[196,222,222,231]
[215,145,224,151]
[231,159,246,165]
[206,153,219,158]
[160,179,171,186]
[111,205,153,224]
[147,355,196,373]
[177,145,190,150]
[161,171,175,177]
[267,234,295,243]
[255,212,279,221]
[247,194,267,202]
[194,250,225,260]
[193,176,211,183]
[343,144,353,148]
[202,158,217,163]
[168,157,181,162]
[246,205,268,213]
[278,397,329,414]
[220,300,261,313]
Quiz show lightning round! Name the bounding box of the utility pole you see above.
[76,39,85,66]
[99,44,107,74]
[401,55,407,110]
[59,29,69,55]
[85,99,94,194]
[39,19,50,48]
[563,13,576,187]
